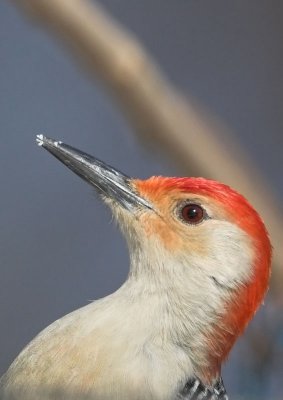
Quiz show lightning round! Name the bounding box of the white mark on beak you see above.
[36,134,44,146]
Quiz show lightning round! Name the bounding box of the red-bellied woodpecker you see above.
[0,135,272,400]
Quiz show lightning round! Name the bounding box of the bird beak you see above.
[36,135,153,211]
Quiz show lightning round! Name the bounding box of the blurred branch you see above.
[12,0,283,287]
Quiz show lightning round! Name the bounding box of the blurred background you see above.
[0,1,282,399]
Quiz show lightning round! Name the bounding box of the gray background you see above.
[1,1,282,399]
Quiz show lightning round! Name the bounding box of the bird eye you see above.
[181,204,204,224]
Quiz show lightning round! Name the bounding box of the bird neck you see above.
[123,246,228,385]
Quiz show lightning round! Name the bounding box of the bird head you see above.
[37,135,272,384]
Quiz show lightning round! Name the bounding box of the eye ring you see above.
[180,203,205,225]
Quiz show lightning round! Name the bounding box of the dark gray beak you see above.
[36,135,152,211]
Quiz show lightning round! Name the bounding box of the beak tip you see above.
[36,134,45,147]
[36,134,63,149]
